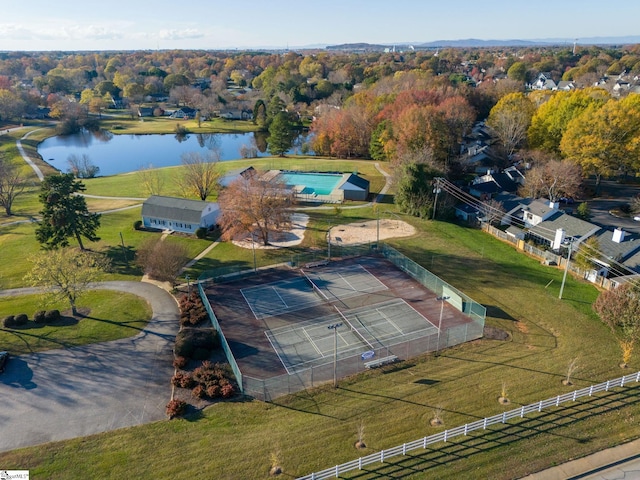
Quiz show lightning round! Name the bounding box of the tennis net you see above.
[300,269,329,301]
[333,305,375,350]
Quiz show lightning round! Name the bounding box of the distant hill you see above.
[325,36,640,51]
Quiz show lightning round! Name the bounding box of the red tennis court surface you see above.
[202,255,476,382]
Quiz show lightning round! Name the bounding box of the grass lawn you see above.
[0,290,152,355]
[2,216,636,479]
[101,116,257,134]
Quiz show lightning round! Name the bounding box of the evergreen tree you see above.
[268,111,293,157]
[395,163,441,219]
[253,99,267,129]
[35,173,101,250]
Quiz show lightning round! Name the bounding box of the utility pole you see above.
[559,239,573,300]
[433,178,442,220]
[328,322,342,387]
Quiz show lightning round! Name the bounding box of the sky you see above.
[2,0,639,51]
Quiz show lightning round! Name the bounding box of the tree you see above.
[24,248,111,315]
[528,89,608,155]
[395,163,441,219]
[253,99,267,129]
[35,173,101,250]
[487,92,535,157]
[268,111,293,157]
[573,236,601,273]
[176,151,220,201]
[0,155,27,216]
[135,238,187,284]
[576,202,591,220]
[593,282,640,366]
[137,164,164,196]
[0,88,27,121]
[480,199,505,225]
[506,62,528,83]
[519,154,582,202]
[561,95,640,191]
[67,154,100,178]
[217,171,293,246]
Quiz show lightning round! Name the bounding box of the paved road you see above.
[0,281,179,453]
[585,179,640,234]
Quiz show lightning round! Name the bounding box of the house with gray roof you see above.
[527,211,600,249]
[587,228,640,279]
[338,173,370,201]
[141,196,219,234]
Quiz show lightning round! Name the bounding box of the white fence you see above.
[296,371,640,480]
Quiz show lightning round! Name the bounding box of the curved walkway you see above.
[0,281,179,453]
[16,128,45,181]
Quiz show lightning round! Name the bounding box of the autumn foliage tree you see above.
[217,171,293,246]
[561,94,640,191]
[518,153,582,202]
[593,282,640,367]
[0,154,26,216]
[487,92,535,157]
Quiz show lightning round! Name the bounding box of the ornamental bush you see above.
[14,313,28,325]
[195,227,207,239]
[44,310,61,323]
[2,315,15,328]
[33,310,46,323]
[166,399,187,419]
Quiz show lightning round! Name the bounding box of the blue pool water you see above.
[278,172,343,195]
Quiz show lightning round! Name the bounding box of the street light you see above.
[436,296,450,356]
[327,322,343,387]
[250,230,257,273]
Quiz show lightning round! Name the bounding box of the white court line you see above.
[264,331,294,375]
[375,307,404,335]
[240,289,262,320]
[403,299,437,329]
[302,327,324,356]
[357,264,389,291]
[272,285,289,308]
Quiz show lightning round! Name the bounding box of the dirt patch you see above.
[483,326,510,341]
[515,321,529,334]
[330,219,416,245]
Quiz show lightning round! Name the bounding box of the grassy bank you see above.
[0,290,152,355]
[1,216,634,480]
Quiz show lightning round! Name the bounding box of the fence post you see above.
[556,395,560,406]
[423,437,427,448]
[464,424,468,435]
[483,418,487,429]
[335,465,339,477]
[381,450,385,463]
[521,406,524,417]
[359,457,362,469]
[606,380,610,391]
[538,401,542,412]
[621,376,625,387]
[589,385,593,396]
[403,444,406,455]
[572,391,577,401]
[502,412,506,423]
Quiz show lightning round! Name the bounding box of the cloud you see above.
[158,28,204,40]
[0,22,125,42]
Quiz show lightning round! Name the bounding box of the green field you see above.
[0,290,152,355]
[2,214,637,480]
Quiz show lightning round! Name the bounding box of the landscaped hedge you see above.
[44,310,61,323]
[178,291,208,326]
[2,315,15,328]
[14,313,28,326]
[174,328,218,358]
[33,310,46,323]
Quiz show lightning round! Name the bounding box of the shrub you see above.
[192,347,211,360]
[174,328,218,358]
[192,384,206,399]
[45,310,61,323]
[195,227,207,239]
[133,220,143,230]
[173,356,189,369]
[221,383,235,398]
[33,310,46,323]
[166,399,187,419]
[14,313,28,325]
[206,384,221,398]
[171,372,195,389]
[2,315,15,328]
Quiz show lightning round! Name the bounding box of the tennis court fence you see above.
[197,243,486,401]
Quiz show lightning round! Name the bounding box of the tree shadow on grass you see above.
[331,388,640,480]
[102,245,142,277]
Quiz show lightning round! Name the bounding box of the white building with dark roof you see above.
[141,196,219,234]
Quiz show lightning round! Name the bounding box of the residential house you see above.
[587,228,640,280]
[170,107,197,119]
[531,72,557,90]
[137,107,154,117]
[469,170,519,199]
[527,210,600,250]
[218,109,253,120]
[556,81,576,91]
[141,196,220,234]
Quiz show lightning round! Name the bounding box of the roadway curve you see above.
[0,281,179,453]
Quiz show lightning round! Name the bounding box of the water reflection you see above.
[38,130,311,176]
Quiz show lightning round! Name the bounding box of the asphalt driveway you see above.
[0,281,179,453]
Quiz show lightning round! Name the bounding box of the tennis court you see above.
[265,298,438,374]
[241,263,388,320]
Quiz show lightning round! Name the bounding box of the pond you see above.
[37,130,310,176]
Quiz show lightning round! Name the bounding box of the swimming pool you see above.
[278,172,344,196]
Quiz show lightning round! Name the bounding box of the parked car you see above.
[0,351,9,373]
[633,216,640,222]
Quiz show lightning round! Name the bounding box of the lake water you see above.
[38,131,309,176]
